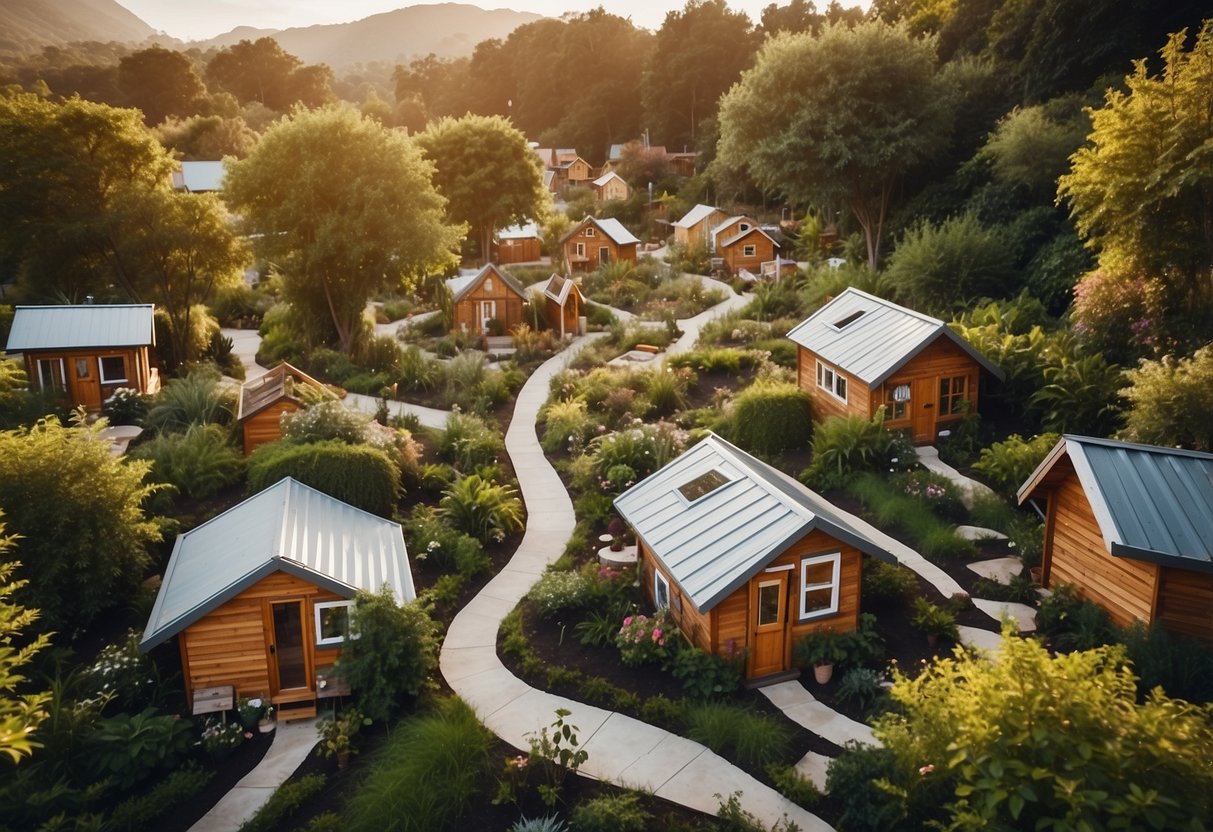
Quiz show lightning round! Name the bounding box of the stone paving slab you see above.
[956,524,1008,541]
[795,750,833,792]
[580,713,671,781]
[967,556,1022,585]
[437,644,502,681]
[958,625,1004,653]
[450,665,533,718]
[760,682,876,747]
[973,598,1037,631]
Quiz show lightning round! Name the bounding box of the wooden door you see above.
[911,377,936,443]
[478,300,496,333]
[71,356,101,411]
[598,246,610,265]
[748,571,790,678]
[269,600,310,694]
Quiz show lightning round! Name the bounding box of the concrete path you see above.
[188,719,318,832]
[915,445,995,509]
[660,277,749,361]
[342,390,451,431]
[221,328,268,380]
[440,332,831,831]
[760,682,876,748]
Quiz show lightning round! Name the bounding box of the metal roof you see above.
[444,263,526,303]
[673,204,722,229]
[785,288,1004,387]
[614,433,895,613]
[140,477,414,650]
[593,171,626,188]
[498,222,541,240]
[590,217,640,246]
[170,160,226,192]
[720,225,779,250]
[1018,435,1213,574]
[6,304,155,351]
[237,361,329,421]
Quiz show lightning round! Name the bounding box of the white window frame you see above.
[654,569,670,610]
[98,355,127,384]
[484,277,494,293]
[314,600,356,646]
[815,360,847,403]
[575,242,586,257]
[585,226,596,237]
[743,244,757,257]
[799,552,841,621]
[37,357,66,392]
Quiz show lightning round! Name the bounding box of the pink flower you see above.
[919,764,935,776]
[244,732,254,740]
[652,628,663,642]
[622,616,633,627]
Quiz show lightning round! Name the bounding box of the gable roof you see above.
[140,477,414,650]
[673,204,723,230]
[785,288,1004,387]
[593,171,627,189]
[614,433,894,613]
[542,273,581,306]
[720,225,779,250]
[1018,435,1213,574]
[171,160,226,192]
[561,216,640,246]
[444,263,526,303]
[6,304,155,352]
[498,222,541,241]
[237,361,329,421]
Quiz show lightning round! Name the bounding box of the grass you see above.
[848,473,977,563]
[682,702,793,772]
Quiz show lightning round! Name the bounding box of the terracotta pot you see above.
[337,750,351,770]
[813,664,834,684]
[926,633,939,648]
[1030,566,1043,585]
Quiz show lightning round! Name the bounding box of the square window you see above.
[677,469,729,502]
[799,552,841,620]
[99,356,127,384]
[315,600,355,646]
[743,244,756,257]
[585,226,596,237]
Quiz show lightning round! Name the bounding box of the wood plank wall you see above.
[242,401,300,455]
[1156,567,1213,644]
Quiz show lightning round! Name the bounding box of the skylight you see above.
[833,310,866,330]
[678,469,729,502]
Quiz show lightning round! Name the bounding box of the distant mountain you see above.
[193,4,543,67]
[0,0,156,55]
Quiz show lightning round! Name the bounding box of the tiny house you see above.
[614,433,895,682]
[542,274,584,338]
[444,263,527,336]
[139,477,415,719]
[1018,436,1213,644]
[718,226,780,276]
[592,171,631,202]
[237,362,331,455]
[786,288,1004,443]
[495,222,543,265]
[5,304,159,412]
[561,216,640,272]
[673,204,727,248]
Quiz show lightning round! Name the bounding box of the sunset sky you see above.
[118,0,871,41]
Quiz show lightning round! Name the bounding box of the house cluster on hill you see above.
[672,202,790,279]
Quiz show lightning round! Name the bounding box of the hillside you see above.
[0,0,155,55]
[193,4,543,67]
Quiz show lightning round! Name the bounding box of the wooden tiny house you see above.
[614,433,895,682]
[5,304,159,413]
[542,274,584,339]
[444,264,527,336]
[139,477,415,717]
[592,171,630,202]
[673,204,727,248]
[718,226,780,276]
[786,288,1003,444]
[494,222,543,265]
[1018,436,1213,644]
[237,362,331,455]
[561,216,640,272]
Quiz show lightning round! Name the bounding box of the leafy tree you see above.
[0,519,51,764]
[885,213,1016,314]
[0,419,161,634]
[154,114,258,160]
[416,114,546,263]
[716,22,952,268]
[867,628,1213,829]
[758,0,824,36]
[337,586,439,724]
[1121,345,1213,451]
[981,104,1089,196]
[224,105,460,353]
[642,0,760,150]
[204,37,333,111]
[117,45,207,126]
[391,54,474,125]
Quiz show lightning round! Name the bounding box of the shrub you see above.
[540,398,598,455]
[666,347,746,373]
[1121,345,1213,451]
[132,423,244,501]
[82,629,163,713]
[102,387,150,425]
[825,744,906,832]
[280,400,369,445]
[440,411,505,471]
[725,381,811,456]
[972,433,1059,500]
[765,763,821,808]
[886,213,1017,316]
[862,558,917,605]
[911,597,958,641]
[1035,584,1117,651]
[439,474,525,543]
[527,569,591,617]
[586,421,688,492]
[639,694,685,727]
[248,439,401,516]
[803,411,894,489]
[889,470,965,523]
[87,707,194,789]
[239,774,326,832]
[398,344,442,391]
[570,793,651,832]
[669,644,744,700]
[107,764,213,830]
[644,367,693,417]
[145,365,235,432]
[835,667,887,711]
[1123,623,1213,704]
[683,703,792,771]
[615,611,675,667]
[406,506,488,577]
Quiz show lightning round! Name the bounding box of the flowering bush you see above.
[891,471,965,522]
[586,420,687,493]
[527,569,591,618]
[237,697,264,723]
[200,717,246,753]
[102,386,149,425]
[615,611,675,667]
[84,629,158,711]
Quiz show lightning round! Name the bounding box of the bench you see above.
[192,685,234,716]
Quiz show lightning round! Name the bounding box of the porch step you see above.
[744,669,802,689]
[271,689,317,705]
[276,700,317,722]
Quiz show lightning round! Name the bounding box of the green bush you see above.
[87,707,194,789]
[834,667,888,712]
[683,703,792,772]
[803,411,895,489]
[973,432,1060,500]
[439,474,524,543]
[239,774,326,832]
[570,792,651,832]
[440,411,505,471]
[765,762,821,808]
[886,213,1017,315]
[644,367,693,417]
[527,569,591,617]
[862,558,917,605]
[586,421,688,492]
[825,744,906,832]
[725,381,811,457]
[666,347,747,374]
[1122,345,1213,451]
[1123,623,1213,704]
[132,424,244,500]
[106,764,213,831]
[406,506,489,577]
[248,439,401,516]
[669,643,744,700]
[145,365,235,432]
[541,398,599,455]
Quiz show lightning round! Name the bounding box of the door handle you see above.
[269,644,276,654]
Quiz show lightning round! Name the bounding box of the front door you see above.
[598,246,610,266]
[71,356,101,411]
[478,300,496,334]
[748,571,790,678]
[911,377,936,443]
[269,600,309,694]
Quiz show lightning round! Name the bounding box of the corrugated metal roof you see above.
[720,226,778,250]
[614,433,894,612]
[593,171,625,188]
[785,288,1003,387]
[6,304,155,351]
[673,204,722,229]
[171,160,226,192]
[1021,436,1213,573]
[444,263,526,303]
[140,477,414,650]
[592,217,640,246]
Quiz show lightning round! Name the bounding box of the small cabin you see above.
[5,304,159,413]
[718,226,780,276]
[139,477,415,719]
[495,222,543,265]
[542,274,584,339]
[672,204,727,249]
[1018,436,1213,644]
[444,263,527,336]
[561,216,640,272]
[237,362,331,455]
[592,171,630,202]
[614,433,895,682]
[786,288,1004,444]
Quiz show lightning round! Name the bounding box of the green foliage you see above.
[527,569,591,618]
[615,611,674,667]
[145,365,235,432]
[279,399,369,445]
[644,367,693,417]
[835,668,888,712]
[405,505,488,577]
[765,763,821,808]
[886,213,1017,315]
[344,697,492,832]
[724,381,811,457]
[861,558,918,606]
[668,644,744,700]
[131,424,244,501]
[239,774,326,832]
[106,764,213,831]
[82,629,162,714]
[1123,623,1213,705]
[0,539,51,763]
[802,411,895,490]
[1121,345,1213,451]
[570,792,651,832]
[0,419,161,632]
[101,386,150,426]
[1035,585,1118,652]
[910,597,958,641]
[441,351,514,414]
[511,817,569,832]
[794,627,849,668]
[316,707,370,759]
[848,473,977,563]
[972,433,1059,500]
[825,743,905,832]
[87,707,193,790]
[440,411,506,471]
[1028,349,1125,435]
[982,105,1089,196]
[585,421,688,494]
[683,703,792,772]
[338,587,440,723]
[527,708,590,806]
[248,439,401,516]
[540,398,599,455]
[440,474,524,543]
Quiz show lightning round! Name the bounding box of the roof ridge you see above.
[1063,434,1213,462]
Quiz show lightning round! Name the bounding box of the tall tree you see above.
[416,114,547,264]
[154,113,258,160]
[224,105,461,354]
[642,0,760,150]
[117,45,207,126]
[205,37,333,112]
[716,22,952,267]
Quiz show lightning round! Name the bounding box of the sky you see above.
[118,0,872,41]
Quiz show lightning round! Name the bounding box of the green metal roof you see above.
[140,477,414,650]
[6,304,155,351]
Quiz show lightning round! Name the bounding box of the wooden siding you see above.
[544,294,582,338]
[797,348,869,423]
[23,346,153,412]
[1156,568,1213,644]
[1045,472,1158,627]
[721,232,776,276]
[496,237,541,264]
[674,211,726,248]
[241,400,300,455]
[563,223,637,272]
[595,178,630,201]
[179,570,344,704]
[451,275,526,335]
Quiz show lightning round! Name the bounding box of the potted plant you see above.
[794,628,848,684]
[912,597,959,647]
[317,707,370,770]
[200,716,245,761]
[237,697,264,730]
[258,705,276,734]
[607,517,626,552]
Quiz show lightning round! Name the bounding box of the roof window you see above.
[677,469,729,502]
[832,310,866,330]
